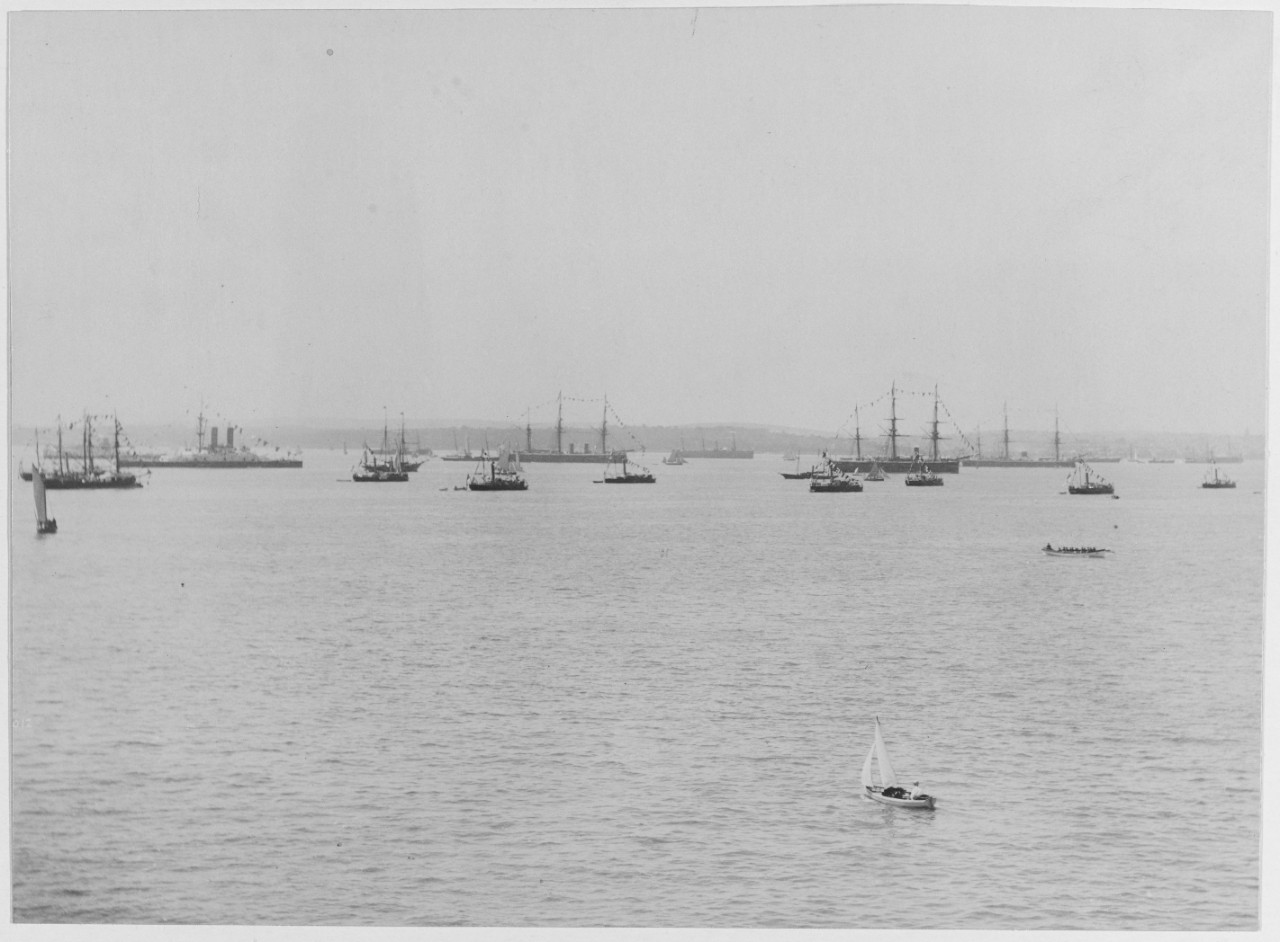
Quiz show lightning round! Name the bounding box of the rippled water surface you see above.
[10,453,1264,928]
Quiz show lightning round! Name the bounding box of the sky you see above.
[5,3,1272,439]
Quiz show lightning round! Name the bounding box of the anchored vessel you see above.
[964,406,1079,468]
[808,457,862,492]
[20,414,143,489]
[120,412,302,468]
[780,456,814,479]
[517,393,628,463]
[468,445,528,491]
[365,413,423,472]
[905,454,944,487]
[1201,459,1237,489]
[833,384,961,474]
[352,443,409,482]
[1067,460,1115,495]
[679,432,754,459]
[603,453,655,483]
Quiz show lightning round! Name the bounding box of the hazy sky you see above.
[7,4,1271,438]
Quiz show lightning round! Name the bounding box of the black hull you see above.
[604,477,654,484]
[1202,482,1237,489]
[120,458,302,468]
[905,478,944,486]
[1068,486,1114,495]
[353,471,409,482]
[518,452,625,464]
[469,481,528,491]
[963,459,1076,469]
[20,471,141,489]
[809,482,862,492]
[833,458,960,474]
[781,472,814,479]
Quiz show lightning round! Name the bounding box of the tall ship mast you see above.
[963,403,1078,468]
[833,383,961,474]
[20,412,143,489]
[888,381,900,461]
[928,385,943,462]
[555,392,564,455]
[517,391,627,463]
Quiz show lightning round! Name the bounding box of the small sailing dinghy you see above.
[33,469,57,534]
[861,717,935,809]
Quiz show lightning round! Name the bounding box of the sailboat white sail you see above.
[496,444,523,475]
[861,717,934,809]
[33,470,57,534]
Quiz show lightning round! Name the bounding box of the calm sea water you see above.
[9,451,1264,928]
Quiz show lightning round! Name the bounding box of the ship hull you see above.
[679,450,754,459]
[518,452,625,464]
[832,458,960,474]
[20,472,141,489]
[120,457,302,468]
[963,459,1076,469]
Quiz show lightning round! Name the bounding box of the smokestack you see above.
[210,427,220,450]
[227,427,235,450]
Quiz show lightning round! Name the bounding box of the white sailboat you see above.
[33,469,57,534]
[861,717,935,809]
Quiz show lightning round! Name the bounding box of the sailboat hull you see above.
[864,787,935,809]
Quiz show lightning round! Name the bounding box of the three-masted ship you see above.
[19,413,143,489]
[517,393,628,464]
[832,384,961,474]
